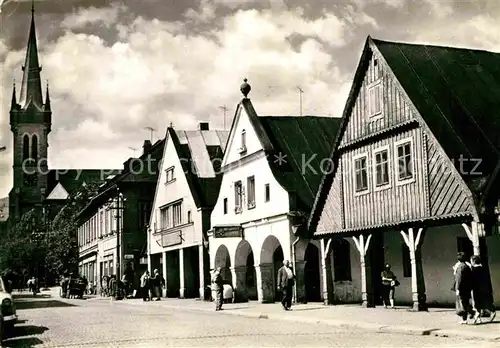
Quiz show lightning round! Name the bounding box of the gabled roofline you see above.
[167,127,203,208]
[307,36,373,231]
[221,98,275,168]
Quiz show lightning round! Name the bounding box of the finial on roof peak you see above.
[31,0,35,13]
[240,78,251,98]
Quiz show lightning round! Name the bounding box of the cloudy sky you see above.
[0,0,499,198]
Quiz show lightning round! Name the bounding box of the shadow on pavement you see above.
[2,336,44,347]
[3,325,48,347]
[15,300,76,310]
[13,294,51,300]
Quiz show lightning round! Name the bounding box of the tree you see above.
[0,208,47,280]
[45,182,101,277]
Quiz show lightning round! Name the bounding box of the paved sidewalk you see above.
[118,297,500,342]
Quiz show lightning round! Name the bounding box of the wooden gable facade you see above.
[314,38,478,236]
[311,36,500,310]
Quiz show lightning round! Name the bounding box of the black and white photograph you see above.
[0,0,499,347]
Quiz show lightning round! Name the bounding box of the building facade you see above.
[77,139,164,289]
[148,123,228,299]
[310,36,500,309]
[7,5,117,226]
[209,83,341,303]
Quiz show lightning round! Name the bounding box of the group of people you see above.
[453,252,496,324]
[140,269,165,301]
[210,260,296,312]
[377,254,496,325]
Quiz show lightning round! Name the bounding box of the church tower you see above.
[9,3,51,221]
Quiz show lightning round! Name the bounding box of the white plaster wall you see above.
[148,135,200,256]
[209,217,292,270]
[212,156,290,227]
[223,105,262,166]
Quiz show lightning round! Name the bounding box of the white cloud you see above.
[60,4,125,29]
[413,14,500,52]
[1,4,357,197]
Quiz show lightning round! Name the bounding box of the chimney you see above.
[199,122,209,131]
[143,140,152,155]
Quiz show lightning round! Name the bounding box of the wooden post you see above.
[351,234,374,308]
[320,238,332,305]
[400,227,427,311]
[462,222,482,256]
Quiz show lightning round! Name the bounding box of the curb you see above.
[117,300,500,342]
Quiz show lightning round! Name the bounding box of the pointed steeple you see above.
[44,80,51,111]
[11,80,17,110]
[18,1,43,109]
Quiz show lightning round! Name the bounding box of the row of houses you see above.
[76,36,500,310]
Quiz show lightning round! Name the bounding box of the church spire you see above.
[44,81,51,111]
[11,80,17,110]
[18,1,43,109]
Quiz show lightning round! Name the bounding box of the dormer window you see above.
[239,130,247,155]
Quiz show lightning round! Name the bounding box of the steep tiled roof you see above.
[239,99,341,213]
[77,139,165,220]
[259,116,341,212]
[308,36,500,232]
[373,38,500,197]
[169,128,229,208]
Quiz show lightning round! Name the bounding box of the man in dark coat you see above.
[277,260,294,310]
[455,252,478,324]
[471,255,496,323]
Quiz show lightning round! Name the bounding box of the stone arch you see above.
[259,235,284,302]
[303,243,321,302]
[233,239,257,302]
[214,244,232,285]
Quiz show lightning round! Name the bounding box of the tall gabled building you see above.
[7,5,119,224]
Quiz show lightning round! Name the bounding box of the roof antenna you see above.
[296,86,304,116]
[128,147,137,157]
[144,126,156,142]
[219,105,228,130]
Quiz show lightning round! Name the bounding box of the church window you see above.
[31,135,38,162]
[22,134,30,161]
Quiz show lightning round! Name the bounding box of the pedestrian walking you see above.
[470,255,496,323]
[454,252,479,324]
[277,260,294,311]
[381,263,399,309]
[152,269,164,301]
[140,270,151,301]
[211,267,224,311]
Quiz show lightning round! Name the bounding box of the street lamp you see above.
[107,191,126,280]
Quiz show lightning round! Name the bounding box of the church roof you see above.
[18,4,44,110]
[46,169,120,200]
[45,182,69,201]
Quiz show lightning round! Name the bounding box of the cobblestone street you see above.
[1,295,497,347]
